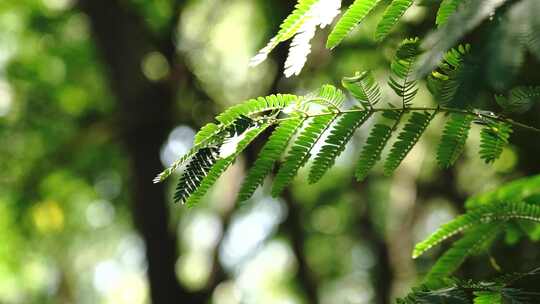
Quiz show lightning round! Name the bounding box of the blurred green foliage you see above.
[1,0,539,304]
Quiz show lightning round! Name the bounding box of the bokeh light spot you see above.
[86,200,115,229]
[32,200,65,233]
[141,51,170,81]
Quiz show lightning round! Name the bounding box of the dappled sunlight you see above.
[2,0,540,303]
[93,259,148,304]
[235,240,300,304]
[220,197,287,270]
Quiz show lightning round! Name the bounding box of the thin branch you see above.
[276,106,540,134]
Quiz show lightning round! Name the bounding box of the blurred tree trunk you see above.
[77,0,211,302]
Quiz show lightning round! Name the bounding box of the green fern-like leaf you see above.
[474,291,502,304]
[397,284,469,304]
[194,123,220,146]
[272,114,338,196]
[154,147,203,184]
[495,86,540,114]
[417,0,507,76]
[436,0,463,26]
[413,201,540,259]
[327,0,383,49]
[422,223,503,287]
[499,201,540,223]
[158,95,298,183]
[389,38,421,107]
[355,113,401,181]
[375,0,415,41]
[312,84,346,109]
[384,111,433,175]
[216,94,297,126]
[436,113,474,168]
[466,174,540,209]
[250,0,319,65]
[479,120,512,164]
[309,110,373,183]
[413,204,497,259]
[180,157,230,206]
[175,121,271,206]
[427,44,470,106]
[154,135,223,184]
[342,71,382,109]
[238,116,305,202]
[399,270,540,304]
[276,0,319,41]
[173,147,220,204]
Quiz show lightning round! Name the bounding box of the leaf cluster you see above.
[413,175,540,287]
[155,42,538,207]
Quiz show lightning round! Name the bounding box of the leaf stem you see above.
[276,106,540,133]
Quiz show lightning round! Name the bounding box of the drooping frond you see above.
[389,38,421,107]
[495,86,540,114]
[427,44,470,106]
[176,121,271,206]
[326,0,383,49]
[180,157,234,207]
[216,94,298,125]
[154,146,206,184]
[284,16,318,78]
[154,131,224,184]
[278,0,323,40]
[397,284,469,304]
[413,205,497,259]
[375,0,415,41]
[384,111,433,175]
[309,110,373,183]
[219,115,261,158]
[342,71,382,109]
[238,116,305,202]
[272,114,338,196]
[355,111,401,181]
[252,0,342,77]
[466,174,540,209]
[417,0,508,76]
[249,0,320,66]
[312,84,346,109]
[173,147,220,204]
[422,223,503,287]
[441,43,469,68]
[155,95,298,183]
[283,0,342,77]
[435,0,463,27]
[413,201,540,259]
[160,36,538,206]
[399,271,540,304]
[473,291,502,304]
[479,120,512,164]
[436,113,474,168]
[194,123,220,146]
